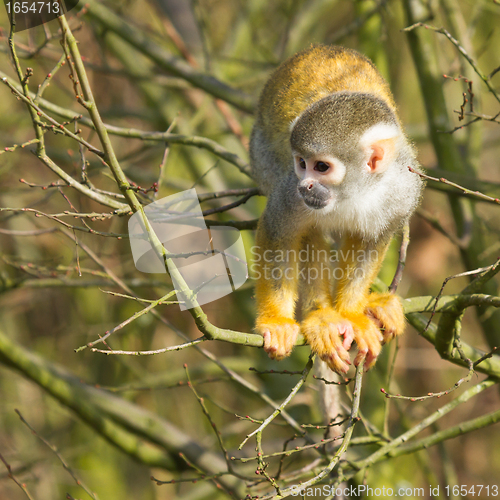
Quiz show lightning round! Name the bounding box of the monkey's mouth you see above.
[298,181,332,210]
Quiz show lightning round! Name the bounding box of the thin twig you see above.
[238,356,314,450]
[92,337,206,355]
[423,265,495,333]
[0,70,252,178]
[80,290,180,351]
[258,362,364,499]
[15,410,99,500]
[409,166,500,204]
[380,337,475,402]
[0,451,35,500]
[1,78,103,156]
[184,365,254,484]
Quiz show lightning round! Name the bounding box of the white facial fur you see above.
[292,122,415,240]
[293,154,347,185]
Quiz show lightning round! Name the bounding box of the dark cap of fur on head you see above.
[290,92,398,159]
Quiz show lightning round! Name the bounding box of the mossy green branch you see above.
[58,15,141,213]
[191,308,264,346]
[0,328,246,495]
[403,293,500,314]
[407,313,500,377]
[0,328,177,470]
[391,406,500,458]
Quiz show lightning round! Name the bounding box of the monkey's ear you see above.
[359,124,400,173]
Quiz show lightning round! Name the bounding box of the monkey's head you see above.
[290,92,402,212]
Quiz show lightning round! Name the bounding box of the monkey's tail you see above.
[315,358,346,441]
[315,358,348,500]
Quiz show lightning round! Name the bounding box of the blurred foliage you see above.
[0,0,500,499]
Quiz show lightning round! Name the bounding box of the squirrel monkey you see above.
[250,45,423,373]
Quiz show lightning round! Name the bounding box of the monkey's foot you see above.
[301,308,354,374]
[347,312,384,370]
[365,292,405,344]
[256,316,300,360]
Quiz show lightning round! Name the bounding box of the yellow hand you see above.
[365,292,405,343]
[301,307,354,373]
[256,315,300,360]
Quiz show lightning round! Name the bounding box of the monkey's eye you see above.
[298,158,306,169]
[314,161,330,173]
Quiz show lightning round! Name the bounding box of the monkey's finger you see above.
[353,343,378,370]
[364,349,378,370]
[301,309,353,373]
[366,307,400,343]
[304,327,351,373]
[354,347,379,370]
[316,331,351,373]
[322,350,351,374]
[262,330,277,356]
[320,328,352,373]
[365,292,405,344]
[353,347,371,370]
[261,323,299,360]
[365,311,383,330]
[353,326,382,370]
[338,322,354,351]
[263,330,287,360]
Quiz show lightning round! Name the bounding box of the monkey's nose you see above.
[298,180,331,209]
